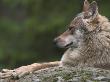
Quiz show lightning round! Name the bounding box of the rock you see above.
[1,67,110,82]
[94,76,110,81]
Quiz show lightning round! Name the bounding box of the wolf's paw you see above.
[0,68,30,79]
[0,69,15,79]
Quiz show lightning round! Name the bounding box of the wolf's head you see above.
[54,0,100,48]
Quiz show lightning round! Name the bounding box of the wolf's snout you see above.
[53,38,57,44]
[54,37,63,44]
[53,37,66,48]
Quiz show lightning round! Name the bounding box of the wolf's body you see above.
[61,15,110,69]
[1,0,110,79]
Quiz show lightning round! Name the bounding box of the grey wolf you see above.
[1,0,110,79]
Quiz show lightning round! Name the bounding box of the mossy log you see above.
[1,67,110,82]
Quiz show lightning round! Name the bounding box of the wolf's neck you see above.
[69,34,103,57]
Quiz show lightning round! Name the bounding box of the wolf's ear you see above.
[82,1,99,32]
[84,1,99,20]
[89,1,98,18]
[83,0,90,12]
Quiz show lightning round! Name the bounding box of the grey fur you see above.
[57,1,110,69]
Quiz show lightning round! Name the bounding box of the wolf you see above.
[1,0,110,79]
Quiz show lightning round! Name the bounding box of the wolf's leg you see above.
[0,61,60,79]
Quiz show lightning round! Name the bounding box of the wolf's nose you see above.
[53,38,58,44]
[53,37,63,44]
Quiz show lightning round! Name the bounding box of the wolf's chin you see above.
[64,42,73,48]
[57,42,74,48]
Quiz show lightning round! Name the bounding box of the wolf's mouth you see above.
[65,42,73,48]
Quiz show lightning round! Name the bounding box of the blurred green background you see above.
[0,0,110,69]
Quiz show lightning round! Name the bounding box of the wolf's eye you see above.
[68,27,75,34]
[68,27,73,30]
